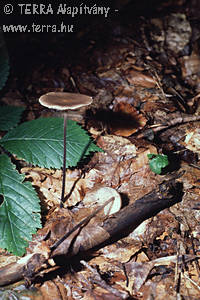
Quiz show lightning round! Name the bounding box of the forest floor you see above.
[0,0,200,299]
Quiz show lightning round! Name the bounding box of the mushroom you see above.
[83,186,122,216]
[39,92,93,207]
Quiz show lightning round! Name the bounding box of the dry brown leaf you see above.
[180,162,200,188]
[95,241,143,265]
[86,289,124,300]
[87,135,159,200]
[21,167,62,207]
[184,128,200,154]
[51,221,110,257]
[79,260,128,299]
[40,281,63,300]
[98,134,137,160]
[180,48,200,78]
[125,69,157,88]
[126,260,155,292]
[125,255,197,293]
[129,219,151,241]
[110,102,147,136]
[113,86,141,108]
[142,99,177,114]
[131,143,158,171]
[21,168,86,208]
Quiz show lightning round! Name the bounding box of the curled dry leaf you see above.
[52,223,110,257]
[83,186,121,216]
[110,102,147,136]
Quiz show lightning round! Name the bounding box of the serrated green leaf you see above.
[0,32,9,91]
[0,118,103,169]
[0,105,25,131]
[147,154,169,174]
[0,154,41,256]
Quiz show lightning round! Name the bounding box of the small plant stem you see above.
[60,113,67,207]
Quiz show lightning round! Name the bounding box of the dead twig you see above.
[136,113,200,139]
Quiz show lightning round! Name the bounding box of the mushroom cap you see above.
[83,186,121,216]
[39,92,93,110]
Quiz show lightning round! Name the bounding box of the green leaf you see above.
[0,105,25,131]
[0,154,41,256]
[0,118,103,169]
[147,154,169,175]
[0,32,9,91]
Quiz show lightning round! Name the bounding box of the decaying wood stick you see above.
[0,179,183,287]
[136,113,200,139]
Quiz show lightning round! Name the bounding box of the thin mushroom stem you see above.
[60,112,67,207]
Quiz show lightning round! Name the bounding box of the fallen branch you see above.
[136,113,200,139]
[0,179,183,287]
